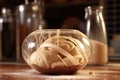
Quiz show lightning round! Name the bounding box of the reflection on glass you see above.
[85,6,108,65]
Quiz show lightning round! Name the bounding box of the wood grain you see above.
[0,62,120,80]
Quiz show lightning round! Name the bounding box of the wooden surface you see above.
[0,62,120,80]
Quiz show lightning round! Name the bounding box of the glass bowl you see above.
[22,29,92,74]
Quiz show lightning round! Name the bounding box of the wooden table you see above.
[0,62,120,80]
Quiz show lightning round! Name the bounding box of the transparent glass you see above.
[22,29,91,74]
[0,8,16,61]
[16,0,45,62]
[85,6,108,65]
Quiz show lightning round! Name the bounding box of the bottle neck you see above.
[25,0,44,5]
[85,6,103,19]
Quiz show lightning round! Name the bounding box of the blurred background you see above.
[0,0,120,62]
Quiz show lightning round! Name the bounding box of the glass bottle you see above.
[0,8,16,61]
[85,6,108,65]
[16,0,45,62]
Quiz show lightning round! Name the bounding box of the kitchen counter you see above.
[0,62,120,80]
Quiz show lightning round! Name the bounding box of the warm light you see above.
[32,5,39,11]
[0,18,3,23]
[19,5,24,12]
[27,18,31,23]
[2,8,6,14]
